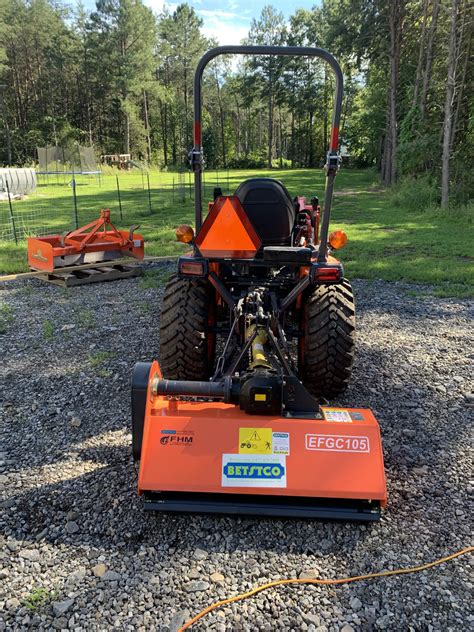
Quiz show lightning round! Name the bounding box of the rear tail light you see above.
[178,258,207,277]
[311,265,342,283]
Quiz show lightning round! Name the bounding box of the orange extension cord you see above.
[179,545,473,630]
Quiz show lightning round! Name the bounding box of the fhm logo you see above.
[160,434,193,446]
[223,462,285,480]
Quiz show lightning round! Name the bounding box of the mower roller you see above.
[27,209,144,273]
[132,46,387,521]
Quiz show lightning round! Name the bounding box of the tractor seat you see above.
[234,178,295,247]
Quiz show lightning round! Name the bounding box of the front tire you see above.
[299,279,355,398]
[159,274,215,380]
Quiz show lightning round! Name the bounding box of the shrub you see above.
[390,175,438,211]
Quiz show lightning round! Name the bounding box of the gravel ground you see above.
[0,267,472,631]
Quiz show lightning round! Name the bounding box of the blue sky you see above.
[80,1,321,44]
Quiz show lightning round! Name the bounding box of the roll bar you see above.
[191,46,343,263]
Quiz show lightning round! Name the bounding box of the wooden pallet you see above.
[36,263,143,287]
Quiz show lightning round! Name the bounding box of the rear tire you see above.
[299,279,355,398]
[159,274,215,380]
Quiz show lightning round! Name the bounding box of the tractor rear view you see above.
[132,46,387,521]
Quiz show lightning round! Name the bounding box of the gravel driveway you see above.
[1,267,472,631]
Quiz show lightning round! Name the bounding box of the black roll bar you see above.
[192,46,343,263]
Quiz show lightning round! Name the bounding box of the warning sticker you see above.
[323,409,352,423]
[222,454,287,488]
[239,428,273,454]
[272,431,290,455]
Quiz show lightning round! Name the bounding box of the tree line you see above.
[0,0,472,205]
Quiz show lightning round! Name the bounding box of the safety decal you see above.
[222,454,287,488]
[239,427,273,454]
[305,434,370,453]
[323,409,353,423]
[272,431,290,455]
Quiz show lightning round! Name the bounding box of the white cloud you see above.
[142,1,250,45]
[197,8,250,45]
[198,9,240,18]
[201,20,249,45]
[143,0,166,13]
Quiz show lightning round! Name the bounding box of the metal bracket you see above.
[189,148,203,172]
[325,152,341,174]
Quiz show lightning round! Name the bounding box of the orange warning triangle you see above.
[195,196,261,258]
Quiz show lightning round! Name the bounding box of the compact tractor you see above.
[132,46,387,521]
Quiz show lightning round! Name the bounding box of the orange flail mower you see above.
[132,45,387,521]
[27,209,144,273]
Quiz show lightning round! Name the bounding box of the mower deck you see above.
[136,363,386,521]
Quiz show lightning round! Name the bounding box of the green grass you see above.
[0,303,14,334]
[88,350,116,369]
[139,267,172,289]
[75,308,95,329]
[43,319,54,339]
[22,587,57,611]
[0,167,472,296]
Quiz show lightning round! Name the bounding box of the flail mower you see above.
[132,46,387,521]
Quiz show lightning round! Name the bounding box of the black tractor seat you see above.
[234,178,295,247]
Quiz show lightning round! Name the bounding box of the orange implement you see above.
[136,361,387,521]
[27,209,144,273]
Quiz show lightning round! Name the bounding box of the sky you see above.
[80,0,321,45]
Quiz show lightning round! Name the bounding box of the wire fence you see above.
[0,169,232,243]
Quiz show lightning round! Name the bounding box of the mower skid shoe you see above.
[137,362,387,521]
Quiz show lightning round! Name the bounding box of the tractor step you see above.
[35,263,143,287]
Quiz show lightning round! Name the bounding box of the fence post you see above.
[116,175,123,221]
[5,180,18,244]
[146,173,152,214]
[71,177,79,229]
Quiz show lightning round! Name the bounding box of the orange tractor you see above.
[132,46,387,520]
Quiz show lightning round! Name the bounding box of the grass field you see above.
[0,168,472,296]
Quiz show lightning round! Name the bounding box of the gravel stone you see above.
[210,572,225,582]
[169,610,190,632]
[65,520,79,534]
[91,563,107,577]
[1,273,471,630]
[183,580,210,593]
[53,616,68,629]
[349,597,362,611]
[193,547,208,560]
[301,612,321,626]
[299,568,320,579]
[52,599,75,616]
[100,570,121,581]
[19,549,40,562]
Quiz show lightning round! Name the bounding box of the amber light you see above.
[176,224,195,243]
[329,230,348,249]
